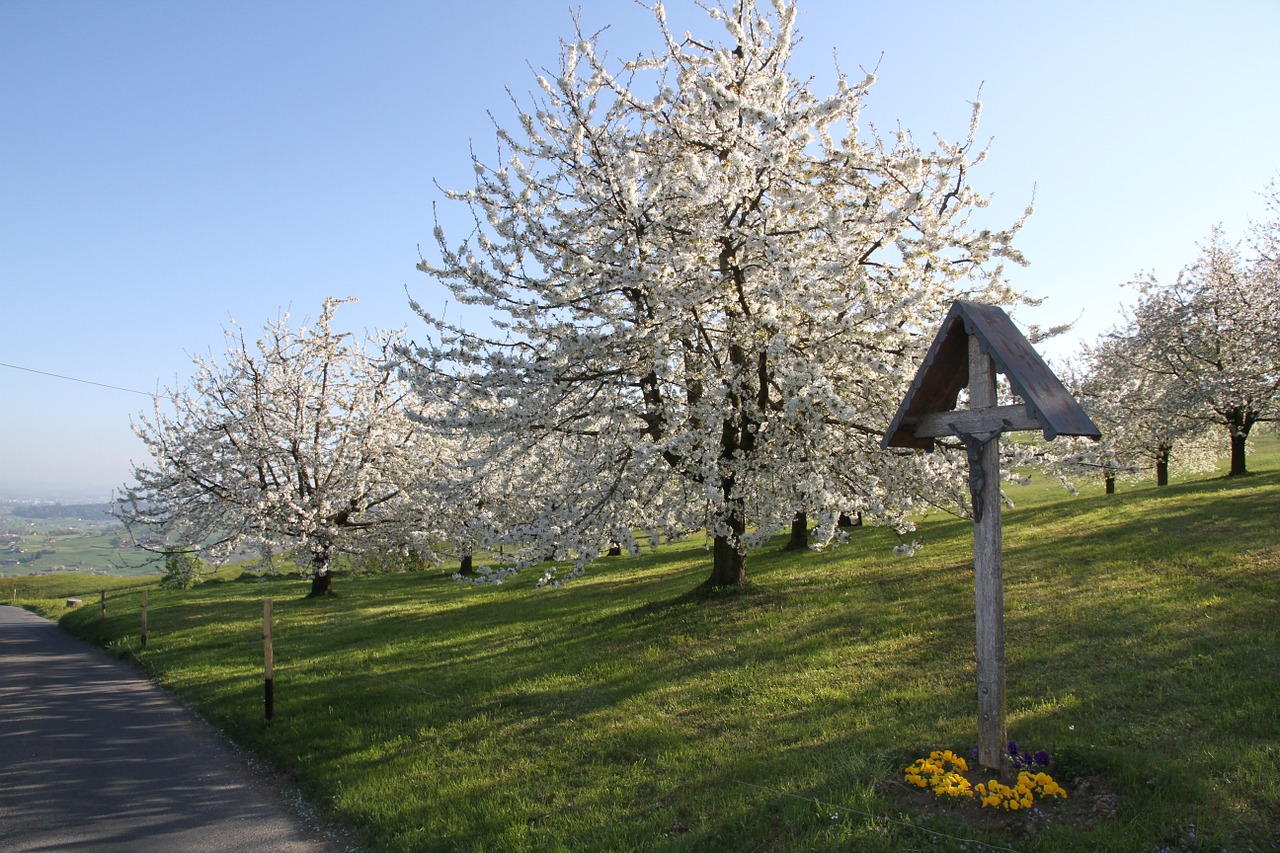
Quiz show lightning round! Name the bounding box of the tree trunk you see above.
[1226,409,1255,477]
[608,542,623,557]
[1218,407,1259,473]
[1104,474,1115,495]
[705,493,747,587]
[1155,445,1171,487]
[783,511,808,551]
[838,512,863,528]
[707,533,747,587]
[458,553,474,575]
[307,550,333,597]
[703,360,751,588]
[1230,432,1248,476]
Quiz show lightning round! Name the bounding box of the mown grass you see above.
[39,437,1280,851]
[5,572,159,617]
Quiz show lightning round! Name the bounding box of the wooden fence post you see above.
[263,599,274,721]
[100,590,106,620]
[969,337,1008,778]
[140,590,149,649]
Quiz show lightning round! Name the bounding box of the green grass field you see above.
[18,437,1280,851]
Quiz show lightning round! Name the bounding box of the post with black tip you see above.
[264,598,275,722]
[140,589,148,649]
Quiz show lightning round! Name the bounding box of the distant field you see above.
[0,502,156,578]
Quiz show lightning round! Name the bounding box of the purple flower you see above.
[1034,751,1051,766]
[1007,741,1020,756]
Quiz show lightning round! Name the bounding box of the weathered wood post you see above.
[968,336,1007,773]
[882,300,1100,777]
[100,590,106,620]
[264,599,275,722]
[140,589,149,650]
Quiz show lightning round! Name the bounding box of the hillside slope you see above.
[57,453,1279,852]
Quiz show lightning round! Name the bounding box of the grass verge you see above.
[33,441,1280,851]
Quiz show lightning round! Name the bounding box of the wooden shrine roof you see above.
[881,300,1102,450]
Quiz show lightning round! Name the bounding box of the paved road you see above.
[0,605,353,852]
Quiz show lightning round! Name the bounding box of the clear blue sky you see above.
[2,0,1277,499]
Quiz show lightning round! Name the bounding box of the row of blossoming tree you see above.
[1062,182,1280,490]
[118,0,1077,593]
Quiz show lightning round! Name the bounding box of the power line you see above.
[0,360,157,398]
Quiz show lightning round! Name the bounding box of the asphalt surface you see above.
[0,605,352,852]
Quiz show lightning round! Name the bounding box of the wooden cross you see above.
[882,301,1100,775]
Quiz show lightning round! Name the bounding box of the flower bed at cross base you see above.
[903,747,1068,811]
[884,742,1118,842]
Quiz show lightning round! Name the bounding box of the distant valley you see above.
[0,500,153,578]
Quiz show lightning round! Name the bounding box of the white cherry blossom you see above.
[407,0,1031,587]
